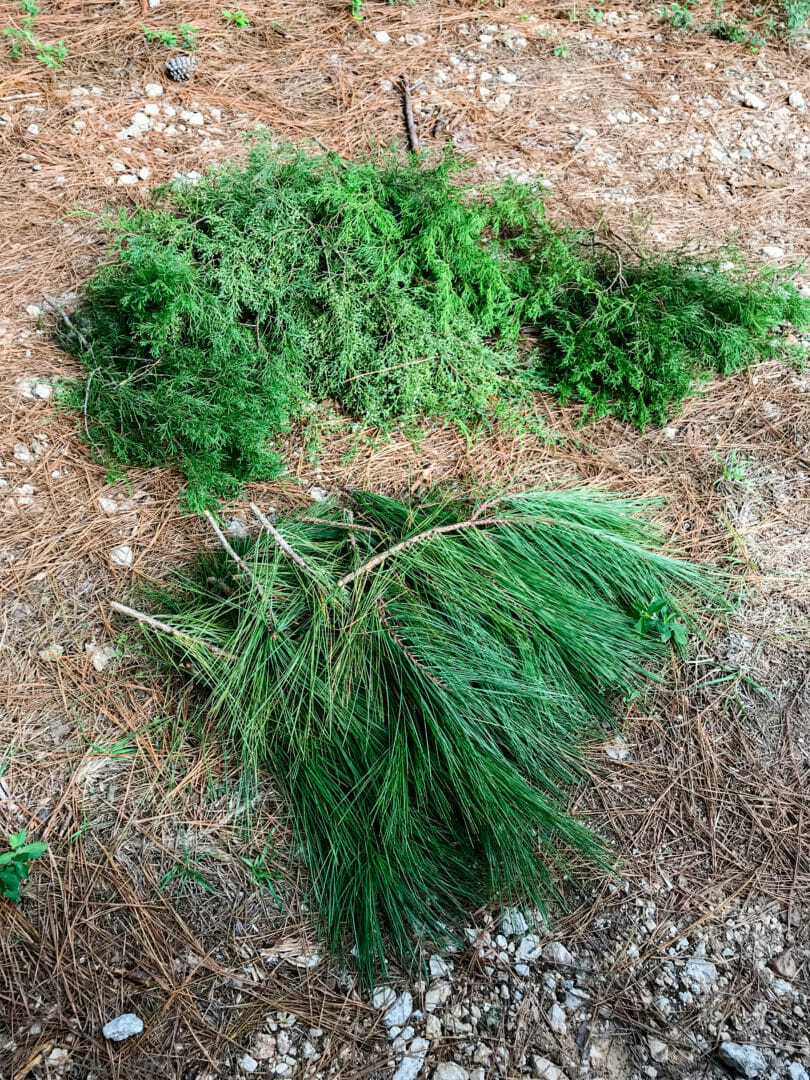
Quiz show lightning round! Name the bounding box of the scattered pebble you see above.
[392,1038,429,1080]
[102,1013,144,1042]
[384,992,414,1028]
[788,90,804,108]
[109,544,134,568]
[742,92,766,111]
[718,1042,767,1078]
[38,644,64,661]
[374,30,391,44]
[433,1064,469,1080]
[239,1054,259,1073]
[144,82,163,97]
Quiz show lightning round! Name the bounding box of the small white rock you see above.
[384,992,413,1028]
[743,91,766,110]
[186,111,205,126]
[500,907,529,936]
[542,941,574,967]
[372,986,397,1009]
[429,955,450,979]
[27,123,39,135]
[393,1038,429,1080]
[239,1055,259,1074]
[86,643,116,672]
[131,111,151,129]
[404,32,426,45]
[374,30,391,43]
[718,1043,766,1078]
[548,1002,566,1034]
[647,1037,668,1063]
[144,82,164,97]
[33,382,53,400]
[13,442,33,463]
[117,174,139,186]
[532,1058,563,1080]
[761,245,784,259]
[46,1048,69,1065]
[102,1013,144,1041]
[433,1064,469,1080]
[38,643,64,661]
[110,544,134,568]
[137,166,151,180]
[25,304,42,318]
[309,486,328,502]
[788,90,805,108]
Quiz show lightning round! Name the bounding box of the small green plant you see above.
[0,831,47,902]
[4,0,68,68]
[705,0,771,48]
[143,22,199,50]
[238,845,283,905]
[784,0,810,31]
[553,41,568,55]
[222,8,250,26]
[715,449,748,483]
[633,597,689,647]
[661,0,696,29]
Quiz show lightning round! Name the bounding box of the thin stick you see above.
[313,135,349,168]
[110,601,231,658]
[398,76,419,152]
[42,294,91,352]
[337,515,517,588]
[249,503,322,581]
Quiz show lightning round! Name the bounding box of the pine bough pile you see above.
[67,143,809,509]
[120,489,717,979]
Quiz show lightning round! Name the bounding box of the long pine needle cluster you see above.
[126,489,717,979]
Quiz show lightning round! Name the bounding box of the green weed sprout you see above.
[0,831,48,902]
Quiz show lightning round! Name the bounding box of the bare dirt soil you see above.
[1,2,809,1079]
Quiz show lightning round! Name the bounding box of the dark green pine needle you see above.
[131,488,720,982]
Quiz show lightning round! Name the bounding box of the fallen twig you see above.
[42,294,91,352]
[110,601,231,658]
[397,76,419,152]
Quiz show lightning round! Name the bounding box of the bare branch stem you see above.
[110,601,231,658]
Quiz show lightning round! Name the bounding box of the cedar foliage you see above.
[67,143,809,509]
[128,489,717,979]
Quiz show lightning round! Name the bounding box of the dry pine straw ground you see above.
[1,0,810,1078]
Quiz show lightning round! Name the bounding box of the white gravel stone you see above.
[532,1058,563,1080]
[144,82,164,97]
[425,982,452,1011]
[137,166,151,180]
[433,1064,469,1080]
[27,123,39,135]
[86,643,116,672]
[33,382,53,400]
[374,30,391,43]
[239,1054,258,1073]
[542,941,574,967]
[309,486,328,501]
[131,111,151,129]
[743,92,766,110]
[404,33,426,45]
[384,992,413,1028]
[761,245,784,259]
[548,1002,566,1034]
[372,986,397,1009]
[117,174,139,186]
[13,442,33,462]
[788,90,805,108]
[718,1043,767,1077]
[429,955,450,979]
[26,304,42,318]
[500,907,529,936]
[647,1037,668,1063]
[684,958,718,985]
[102,1013,144,1041]
[393,1038,429,1080]
[110,544,134,568]
[38,644,64,661]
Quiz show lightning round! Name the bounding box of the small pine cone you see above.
[165,54,196,82]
